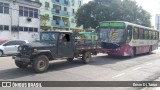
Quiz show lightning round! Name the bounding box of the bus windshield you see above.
[99,28,125,43]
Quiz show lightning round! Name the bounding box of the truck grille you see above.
[20,45,31,56]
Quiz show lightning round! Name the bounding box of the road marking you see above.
[146,63,153,65]
[133,67,142,71]
[112,73,125,78]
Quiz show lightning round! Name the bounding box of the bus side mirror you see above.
[127,26,132,30]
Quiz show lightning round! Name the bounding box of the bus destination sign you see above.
[99,22,125,27]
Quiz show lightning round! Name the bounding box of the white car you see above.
[0,40,29,56]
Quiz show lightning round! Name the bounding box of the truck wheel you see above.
[33,55,49,73]
[15,61,28,68]
[82,51,92,64]
[67,58,74,62]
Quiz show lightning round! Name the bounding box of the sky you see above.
[83,0,160,26]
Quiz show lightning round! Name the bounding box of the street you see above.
[0,48,160,90]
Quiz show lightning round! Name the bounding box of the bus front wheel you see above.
[130,48,135,58]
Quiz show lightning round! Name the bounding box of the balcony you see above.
[52,0,70,6]
[52,9,70,17]
[52,20,70,27]
[61,11,69,17]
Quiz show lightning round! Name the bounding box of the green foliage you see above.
[40,14,50,31]
[76,0,151,29]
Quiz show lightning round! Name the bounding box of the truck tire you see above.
[15,61,28,68]
[82,51,92,64]
[33,55,49,73]
[67,58,74,62]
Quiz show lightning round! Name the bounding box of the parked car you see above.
[0,40,29,56]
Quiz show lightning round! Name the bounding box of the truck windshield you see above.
[99,28,125,43]
[40,32,58,41]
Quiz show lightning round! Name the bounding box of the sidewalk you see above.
[142,77,160,90]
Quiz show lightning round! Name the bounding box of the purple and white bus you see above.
[97,21,159,57]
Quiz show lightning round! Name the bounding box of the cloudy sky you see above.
[83,0,160,26]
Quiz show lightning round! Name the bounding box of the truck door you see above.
[58,33,74,57]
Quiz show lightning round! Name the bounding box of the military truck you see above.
[13,31,100,73]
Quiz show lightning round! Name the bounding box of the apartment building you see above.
[39,0,83,31]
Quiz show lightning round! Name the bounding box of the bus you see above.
[97,21,159,57]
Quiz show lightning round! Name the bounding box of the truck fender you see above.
[31,50,54,60]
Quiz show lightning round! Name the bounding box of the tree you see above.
[40,14,51,31]
[76,0,151,29]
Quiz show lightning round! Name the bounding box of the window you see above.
[19,27,23,31]
[144,30,149,39]
[4,25,9,30]
[133,27,139,39]
[24,27,28,32]
[72,9,75,14]
[19,6,38,18]
[45,2,49,8]
[149,31,152,40]
[0,25,9,31]
[64,7,67,11]
[24,7,28,17]
[29,8,33,17]
[0,25,3,30]
[29,27,34,32]
[4,3,9,14]
[34,9,38,18]
[0,2,9,14]
[139,28,144,39]
[15,41,26,45]
[19,6,23,16]
[34,28,38,32]
[4,41,17,46]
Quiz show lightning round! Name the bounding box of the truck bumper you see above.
[13,56,30,63]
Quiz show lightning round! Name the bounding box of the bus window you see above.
[133,27,139,39]
[126,25,132,42]
[149,31,152,40]
[153,31,156,40]
[139,28,144,39]
[144,30,149,39]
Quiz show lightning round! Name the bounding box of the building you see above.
[38,0,83,31]
[155,14,160,31]
[0,0,41,41]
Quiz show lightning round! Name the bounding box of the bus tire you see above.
[130,48,135,58]
[33,55,49,73]
[148,46,152,54]
[82,51,92,64]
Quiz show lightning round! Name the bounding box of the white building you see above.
[0,0,41,41]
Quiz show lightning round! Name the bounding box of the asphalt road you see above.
[1,48,160,90]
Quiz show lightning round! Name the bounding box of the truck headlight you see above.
[18,46,22,51]
[33,48,38,52]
